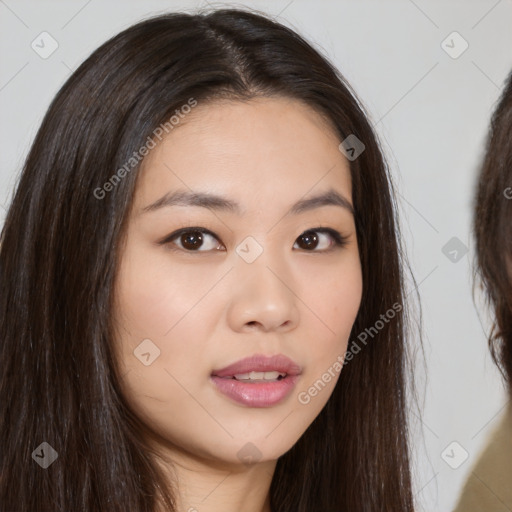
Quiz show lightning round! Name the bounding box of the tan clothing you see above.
[453,404,512,512]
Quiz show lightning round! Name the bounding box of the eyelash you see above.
[158,226,349,254]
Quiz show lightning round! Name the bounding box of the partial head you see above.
[474,71,512,392]
[0,8,413,512]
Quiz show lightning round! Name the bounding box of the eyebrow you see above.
[141,187,354,216]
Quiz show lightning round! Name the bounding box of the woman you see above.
[0,8,416,512]
[453,71,512,512]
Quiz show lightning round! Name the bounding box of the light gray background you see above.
[1,1,511,510]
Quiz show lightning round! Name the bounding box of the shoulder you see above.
[453,404,512,512]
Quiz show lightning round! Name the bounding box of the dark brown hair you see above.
[0,8,415,511]
[474,71,512,392]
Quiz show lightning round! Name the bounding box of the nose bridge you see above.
[228,237,299,331]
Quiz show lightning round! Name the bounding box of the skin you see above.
[113,96,363,512]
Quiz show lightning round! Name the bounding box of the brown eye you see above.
[180,230,204,250]
[296,231,320,250]
[161,228,224,252]
[293,228,348,252]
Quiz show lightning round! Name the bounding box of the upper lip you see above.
[211,354,302,378]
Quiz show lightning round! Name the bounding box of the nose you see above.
[227,254,300,334]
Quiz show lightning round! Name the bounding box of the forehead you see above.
[134,96,352,212]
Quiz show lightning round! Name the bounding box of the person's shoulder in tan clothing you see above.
[453,404,512,512]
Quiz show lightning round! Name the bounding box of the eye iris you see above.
[181,230,203,250]
[298,231,318,250]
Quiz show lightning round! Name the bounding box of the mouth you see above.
[210,354,302,407]
[223,370,288,382]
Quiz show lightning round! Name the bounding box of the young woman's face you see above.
[113,96,362,467]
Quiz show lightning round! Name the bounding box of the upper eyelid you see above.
[162,227,218,243]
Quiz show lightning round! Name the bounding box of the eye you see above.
[160,227,224,252]
[159,226,349,253]
[293,228,349,252]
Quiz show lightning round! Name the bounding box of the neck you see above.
[152,444,276,512]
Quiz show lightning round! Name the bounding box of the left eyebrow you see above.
[141,187,354,216]
[289,189,354,216]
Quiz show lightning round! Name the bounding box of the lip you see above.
[212,354,302,378]
[210,354,302,408]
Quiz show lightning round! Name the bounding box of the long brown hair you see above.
[0,8,415,511]
[474,71,512,392]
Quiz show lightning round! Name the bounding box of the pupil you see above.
[182,231,203,250]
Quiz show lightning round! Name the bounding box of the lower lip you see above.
[210,375,299,407]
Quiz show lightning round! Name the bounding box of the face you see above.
[113,96,363,468]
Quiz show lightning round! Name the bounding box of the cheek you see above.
[112,249,221,450]
[302,253,362,341]
[296,253,362,388]
[112,243,222,400]
[114,241,222,339]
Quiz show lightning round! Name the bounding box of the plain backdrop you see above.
[1,1,511,510]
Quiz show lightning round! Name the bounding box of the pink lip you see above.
[210,354,302,408]
[212,354,302,378]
